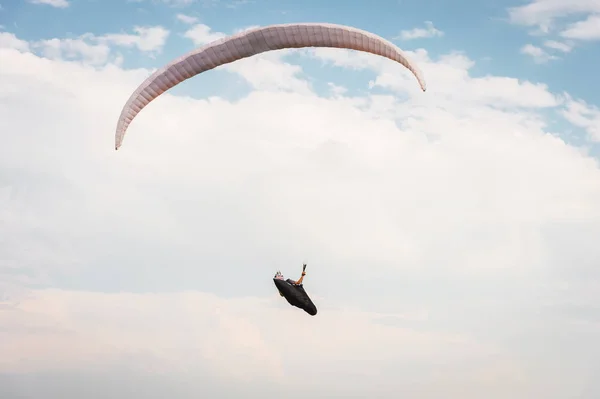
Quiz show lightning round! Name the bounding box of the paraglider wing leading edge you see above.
[114,22,427,150]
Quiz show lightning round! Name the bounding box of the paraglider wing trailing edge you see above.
[114,22,427,150]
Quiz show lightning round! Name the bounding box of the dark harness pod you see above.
[273,278,318,316]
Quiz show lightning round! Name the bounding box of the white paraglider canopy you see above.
[115,22,427,150]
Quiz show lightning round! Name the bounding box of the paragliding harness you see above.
[273,264,318,316]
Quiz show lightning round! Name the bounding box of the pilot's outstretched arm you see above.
[295,269,307,285]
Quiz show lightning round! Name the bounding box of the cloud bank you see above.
[1,17,600,399]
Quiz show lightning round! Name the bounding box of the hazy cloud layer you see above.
[1,17,600,398]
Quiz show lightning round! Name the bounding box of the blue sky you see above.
[3,0,600,104]
[1,0,600,398]
[3,0,599,156]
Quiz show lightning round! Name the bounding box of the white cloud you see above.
[507,0,600,32]
[225,52,311,93]
[508,0,600,52]
[9,287,581,399]
[24,26,169,66]
[0,32,30,52]
[560,95,600,141]
[2,23,600,398]
[0,290,500,382]
[520,43,558,63]
[561,14,600,40]
[226,0,253,8]
[183,23,226,45]
[28,0,69,8]
[327,82,347,96]
[311,48,559,108]
[233,24,261,34]
[98,26,170,53]
[168,0,197,4]
[543,39,573,52]
[175,13,198,24]
[396,21,444,40]
[134,0,218,6]
[32,37,112,65]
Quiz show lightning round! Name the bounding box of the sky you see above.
[1,0,600,398]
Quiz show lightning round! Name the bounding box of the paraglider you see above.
[114,22,427,150]
[112,23,428,316]
[273,264,317,316]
